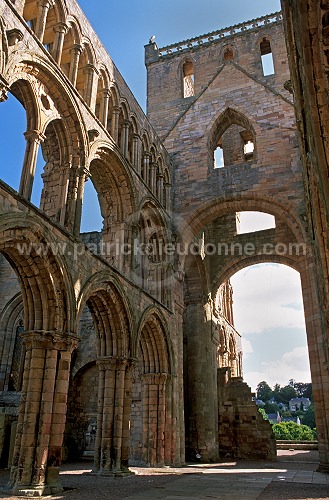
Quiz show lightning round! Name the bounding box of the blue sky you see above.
[0,0,311,391]
[78,0,282,110]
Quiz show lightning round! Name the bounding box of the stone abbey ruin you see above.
[0,0,328,495]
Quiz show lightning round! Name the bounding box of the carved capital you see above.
[83,64,98,76]
[70,44,83,56]
[24,129,46,143]
[21,331,79,352]
[53,22,68,35]
[97,355,133,371]
[102,88,111,98]
[37,0,54,9]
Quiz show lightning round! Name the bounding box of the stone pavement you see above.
[0,450,328,499]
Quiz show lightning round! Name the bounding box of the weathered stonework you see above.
[281,0,329,472]
[0,0,328,495]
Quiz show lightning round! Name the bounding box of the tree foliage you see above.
[258,408,268,421]
[256,381,273,402]
[264,402,279,414]
[278,384,297,405]
[272,421,316,441]
[302,404,316,429]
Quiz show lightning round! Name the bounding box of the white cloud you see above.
[241,338,253,357]
[231,264,305,334]
[244,346,311,391]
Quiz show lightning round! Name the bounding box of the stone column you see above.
[19,130,45,201]
[157,373,167,465]
[131,134,141,171]
[93,357,133,476]
[157,174,164,205]
[83,64,97,108]
[69,44,82,87]
[164,182,171,209]
[57,163,71,226]
[9,331,78,496]
[142,152,150,185]
[52,22,68,64]
[110,107,120,143]
[299,257,329,471]
[35,0,52,43]
[164,375,173,464]
[121,120,130,159]
[94,357,116,474]
[185,300,219,462]
[121,359,136,471]
[149,162,155,192]
[73,166,89,237]
[99,89,111,127]
[141,373,168,466]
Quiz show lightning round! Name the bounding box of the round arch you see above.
[87,141,136,225]
[77,272,133,358]
[213,253,302,295]
[0,213,76,333]
[177,194,306,252]
[135,306,174,374]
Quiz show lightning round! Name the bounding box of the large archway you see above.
[130,310,173,466]
[75,275,133,475]
[230,263,310,391]
[180,198,326,463]
[0,216,77,495]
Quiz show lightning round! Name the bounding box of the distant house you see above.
[289,397,311,412]
[267,413,282,424]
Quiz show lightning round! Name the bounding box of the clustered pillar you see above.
[141,373,167,466]
[9,331,78,496]
[93,356,134,476]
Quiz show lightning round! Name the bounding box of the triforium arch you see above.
[3,56,88,233]
[131,308,175,466]
[133,199,171,306]
[0,214,77,496]
[76,274,134,476]
[87,141,136,268]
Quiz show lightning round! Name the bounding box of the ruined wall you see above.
[218,369,276,460]
[145,11,318,463]
[281,0,329,471]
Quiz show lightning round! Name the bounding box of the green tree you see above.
[256,381,273,402]
[264,402,279,414]
[273,421,315,441]
[273,383,281,401]
[293,382,312,400]
[302,404,316,429]
[278,384,297,405]
[258,408,268,421]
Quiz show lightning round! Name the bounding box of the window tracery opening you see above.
[224,47,234,61]
[260,37,274,76]
[182,60,194,98]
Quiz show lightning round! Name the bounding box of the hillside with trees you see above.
[255,379,316,440]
